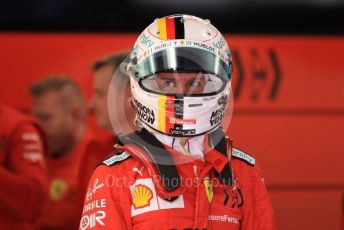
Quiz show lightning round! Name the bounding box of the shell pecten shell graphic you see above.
[132,184,154,209]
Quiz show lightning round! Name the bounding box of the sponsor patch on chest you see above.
[130,178,184,217]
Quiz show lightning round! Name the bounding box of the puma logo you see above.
[133,167,144,176]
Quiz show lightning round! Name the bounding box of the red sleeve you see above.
[241,163,277,230]
[77,140,115,214]
[0,122,46,221]
[79,164,132,230]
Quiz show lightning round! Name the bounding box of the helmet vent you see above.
[189,103,203,107]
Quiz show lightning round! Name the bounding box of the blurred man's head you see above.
[30,76,87,157]
[89,51,135,133]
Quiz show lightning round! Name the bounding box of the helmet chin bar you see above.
[131,78,231,138]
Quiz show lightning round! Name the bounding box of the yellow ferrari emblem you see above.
[50,179,68,201]
[204,178,213,202]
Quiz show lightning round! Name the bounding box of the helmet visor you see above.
[140,72,225,95]
[131,46,232,82]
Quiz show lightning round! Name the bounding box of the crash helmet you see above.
[127,14,232,137]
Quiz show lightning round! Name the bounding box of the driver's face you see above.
[155,72,206,94]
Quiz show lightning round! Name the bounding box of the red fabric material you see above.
[35,129,100,230]
[0,105,46,230]
[79,135,276,229]
[77,132,115,210]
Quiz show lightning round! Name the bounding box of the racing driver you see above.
[80,14,276,230]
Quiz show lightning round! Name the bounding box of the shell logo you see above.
[132,184,154,209]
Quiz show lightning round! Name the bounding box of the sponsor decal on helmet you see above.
[213,35,226,50]
[139,32,155,48]
[134,99,155,125]
[218,95,228,106]
[210,106,225,126]
[170,117,196,125]
[192,41,216,53]
[170,128,196,136]
[209,95,227,126]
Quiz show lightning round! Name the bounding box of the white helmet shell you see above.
[128,14,232,137]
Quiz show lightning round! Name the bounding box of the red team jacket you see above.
[78,132,116,208]
[36,129,99,230]
[80,129,276,230]
[0,105,46,230]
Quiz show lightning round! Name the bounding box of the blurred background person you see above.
[30,76,93,230]
[79,51,136,199]
[88,51,134,132]
[0,103,46,230]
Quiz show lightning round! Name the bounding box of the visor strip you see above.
[158,95,167,132]
[165,96,175,133]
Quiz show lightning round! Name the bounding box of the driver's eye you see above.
[164,80,176,88]
[190,81,200,88]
